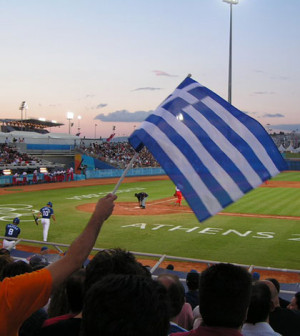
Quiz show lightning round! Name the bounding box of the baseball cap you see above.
[47,202,53,207]
[41,246,49,252]
[252,272,260,281]
[13,217,20,225]
[29,255,49,267]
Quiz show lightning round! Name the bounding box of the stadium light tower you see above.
[77,115,82,132]
[67,111,74,134]
[223,0,239,104]
[94,123,98,138]
[19,101,28,131]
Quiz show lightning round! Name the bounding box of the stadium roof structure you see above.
[0,118,64,130]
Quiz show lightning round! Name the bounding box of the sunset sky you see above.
[0,0,299,138]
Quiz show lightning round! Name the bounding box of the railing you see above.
[2,236,299,279]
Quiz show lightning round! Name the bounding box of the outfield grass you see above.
[0,172,299,270]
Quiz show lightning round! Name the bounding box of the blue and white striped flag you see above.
[129,77,287,222]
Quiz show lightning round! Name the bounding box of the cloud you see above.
[94,109,152,122]
[132,87,162,91]
[243,111,258,115]
[263,113,285,118]
[96,103,107,109]
[253,91,275,95]
[269,124,300,132]
[253,69,289,81]
[153,70,178,77]
[270,75,289,81]
[85,94,95,98]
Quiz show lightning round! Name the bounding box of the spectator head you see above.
[47,268,86,318]
[66,268,86,313]
[266,278,280,293]
[0,248,10,256]
[199,263,252,329]
[166,264,174,270]
[287,292,300,311]
[85,248,150,293]
[186,270,200,291]
[262,280,280,310]
[246,281,272,324]
[157,273,185,320]
[82,274,169,336]
[13,217,20,225]
[29,255,49,268]
[0,255,14,277]
[1,260,32,280]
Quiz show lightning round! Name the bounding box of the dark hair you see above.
[48,269,86,318]
[85,248,150,292]
[199,263,252,329]
[295,292,300,310]
[66,268,86,313]
[0,255,14,278]
[29,255,49,268]
[167,281,185,318]
[81,274,169,336]
[186,271,200,291]
[266,278,280,293]
[166,264,174,270]
[157,273,185,319]
[246,282,271,324]
[1,260,33,280]
[0,248,10,256]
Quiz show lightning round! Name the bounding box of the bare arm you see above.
[52,214,56,222]
[46,193,117,292]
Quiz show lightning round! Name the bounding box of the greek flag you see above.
[129,77,287,222]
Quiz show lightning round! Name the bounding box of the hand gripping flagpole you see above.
[112,152,139,195]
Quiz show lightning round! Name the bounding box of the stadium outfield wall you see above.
[1,161,299,187]
[85,167,165,179]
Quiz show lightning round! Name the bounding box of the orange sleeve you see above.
[0,268,53,336]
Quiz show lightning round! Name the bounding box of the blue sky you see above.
[0,0,299,137]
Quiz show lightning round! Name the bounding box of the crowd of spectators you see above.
[0,143,76,185]
[1,248,299,336]
[0,192,299,336]
[78,141,160,168]
[0,144,41,168]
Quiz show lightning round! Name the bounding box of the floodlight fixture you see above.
[3,169,12,175]
[67,111,74,120]
[67,112,74,134]
[223,0,239,4]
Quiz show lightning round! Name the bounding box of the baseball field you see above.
[0,171,299,272]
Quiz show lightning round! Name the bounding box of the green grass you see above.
[0,172,299,270]
[271,171,300,181]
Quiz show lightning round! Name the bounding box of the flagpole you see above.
[112,152,139,194]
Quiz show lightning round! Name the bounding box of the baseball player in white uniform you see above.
[36,202,56,242]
